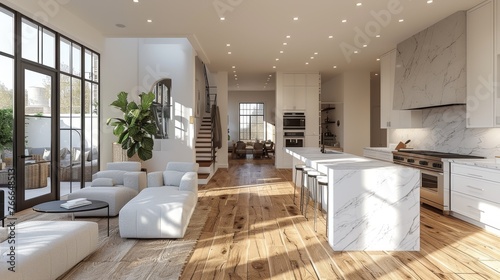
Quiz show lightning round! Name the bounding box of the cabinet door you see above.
[294,86,307,110]
[380,50,395,128]
[306,74,319,86]
[283,86,296,110]
[305,86,319,135]
[283,74,295,86]
[466,1,494,128]
[294,74,306,86]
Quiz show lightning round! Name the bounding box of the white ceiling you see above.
[62,0,483,91]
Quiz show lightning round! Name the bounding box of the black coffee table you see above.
[33,200,110,236]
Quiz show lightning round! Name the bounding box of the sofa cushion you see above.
[42,149,51,161]
[94,170,127,185]
[92,177,115,187]
[163,170,185,186]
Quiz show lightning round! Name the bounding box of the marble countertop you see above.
[445,158,500,170]
[363,147,394,152]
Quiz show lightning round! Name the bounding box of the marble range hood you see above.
[393,11,466,110]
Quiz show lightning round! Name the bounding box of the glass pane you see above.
[0,56,14,181]
[72,44,81,76]
[42,29,55,68]
[84,50,92,80]
[0,56,14,109]
[24,69,52,200]
[60,38,71,73]
[92,53,99,82]
[21,18,38,62]
[72,77,82,116]
[60,74,71,114]
[0,7,14,55]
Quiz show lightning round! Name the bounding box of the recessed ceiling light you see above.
[273,66,276,69]
[228,52,232,54]
[310,57,314,59]
[376,35,381,38]
[356,2,362,6]
[269,74,272,77]
[147,19,152,23]
[286,35,291,39]
[220,17,225,21]
[342,19,347,23]
[293,17,299,21]
[427,0,433,3]
[354,50,359,54]
[375,73,379,76]
[305,62,309,65]
[232,66,236,69]
[333,66,337,69]
[234,74,237,77]
[235,78,238,80]
[399,19,404,22]
[328,35,333,39]
[116,23,126,28]
[376,58,380,61]
[275,58,279,61]
[283,42,287,46]
[233,70,236,73]
[363,44,367,48]
[133,0,139,2]
[314,52,318,55]
[280,50,284,54]
[226,43,230,47]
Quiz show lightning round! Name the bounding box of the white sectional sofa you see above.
[68,162,147,216]
[119,162,199,238]
[0,220,98,280]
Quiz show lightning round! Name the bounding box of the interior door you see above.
[16,64,58,210]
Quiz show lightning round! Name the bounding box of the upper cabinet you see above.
[466,0,497,127]
[380,49,422,129]
[393,11,466,110]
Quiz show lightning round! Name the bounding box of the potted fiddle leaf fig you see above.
[107,91,157,161]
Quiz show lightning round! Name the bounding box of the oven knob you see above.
[419,160,428,165]
[433,163,442,169]
[407,159,414,163]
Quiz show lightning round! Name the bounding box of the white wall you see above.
[102,38,197,171]
[1,0,105,52]
[321,75,344,103]
[228,90,276,143]
[216,72,228,169]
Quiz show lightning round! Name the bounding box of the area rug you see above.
[18,204,210,280]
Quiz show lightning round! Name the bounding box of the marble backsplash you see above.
[388,105,500,158]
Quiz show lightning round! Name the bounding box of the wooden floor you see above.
[181,157,500,280]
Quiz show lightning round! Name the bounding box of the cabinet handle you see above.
[467,206,485,213]
[467,173,483,178]
[466,185,484,191]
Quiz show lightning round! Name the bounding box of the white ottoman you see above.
[68,186,138,216]
[0,220,98,280]
[119,187,197,238]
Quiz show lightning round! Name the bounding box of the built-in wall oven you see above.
[283,112,305,130]
[284,131,305,147]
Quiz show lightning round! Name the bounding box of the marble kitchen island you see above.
[286,147,421,251]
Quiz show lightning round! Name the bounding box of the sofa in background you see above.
[67,161,146,216]
[119,162,199,238]
[0,220,98,280]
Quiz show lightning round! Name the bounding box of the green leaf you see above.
[140,92,156,110]
[110,91,128,112]
[142,137,154,150]
[138,147,153,161]
[127,101,139,111]
[113,125,126,137]
[144,123,158,135]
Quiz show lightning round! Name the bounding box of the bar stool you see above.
[294,164,306,204]
[305,170,325,232]
[300,167,315,213]
[317,175,329,237]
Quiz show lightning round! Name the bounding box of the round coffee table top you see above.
[33,200,109,213]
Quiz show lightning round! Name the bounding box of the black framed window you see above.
[239,103,264,141]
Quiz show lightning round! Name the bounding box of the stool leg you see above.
[300,171,306,214]
[305,176,310,220]
[293,170,298,204]
[314,178,318,232]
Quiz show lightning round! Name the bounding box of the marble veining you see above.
[389,105,500,158]
[393,11,466,109]
[286,147,420,251]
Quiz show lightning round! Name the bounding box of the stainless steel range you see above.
[393,150,483,212]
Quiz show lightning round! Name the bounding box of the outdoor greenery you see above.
[107,91,157,161]
[0,108,14,151]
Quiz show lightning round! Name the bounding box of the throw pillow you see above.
[84,150,91,161]
[72,148,81,162]
[60,147,69,160]
[92,178,115,187]
[94,170,127,185]
[163,170,185,186]
[42,148,51,161]
[0,227,8,243]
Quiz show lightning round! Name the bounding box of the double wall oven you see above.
[393,150,483,213]
[283,112,305,148]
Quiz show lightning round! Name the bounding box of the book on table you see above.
[61,198,92,209]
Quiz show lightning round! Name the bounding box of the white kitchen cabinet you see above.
[380,49,422,129]
[466,0,496,127]
[451,163,500,230]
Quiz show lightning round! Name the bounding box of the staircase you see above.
[195,115,215,184]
